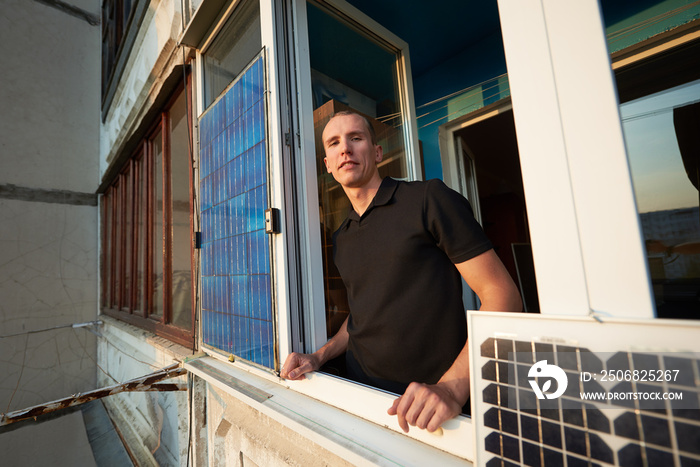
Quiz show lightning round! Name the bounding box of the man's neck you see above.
[343,176,383,217]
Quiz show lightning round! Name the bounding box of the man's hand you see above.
[387,382,463,433]
[280,352,321,381]
[281,317,350,381]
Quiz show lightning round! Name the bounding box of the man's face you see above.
[323,114,383,189]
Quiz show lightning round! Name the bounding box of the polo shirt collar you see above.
[345,177,398,223]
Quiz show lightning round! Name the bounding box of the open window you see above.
[292,0,421,355]
[439,102,540,313]
[305,1,417,341]
[197,0,278,369]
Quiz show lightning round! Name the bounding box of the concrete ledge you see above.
[0,184,97,206]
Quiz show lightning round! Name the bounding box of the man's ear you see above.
[324,156,331,173]
[375,145,383,163]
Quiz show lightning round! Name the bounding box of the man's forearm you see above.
[313,317,349,366]
[436,342,471,406]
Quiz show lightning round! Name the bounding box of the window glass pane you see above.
[102,190,112,308]
[620,79,700,319]
[203,0,261,108]
[135,154,147,315]
[152,129,164,319]
[123,167,132,310]
[451,109,538,312]
[170,91,193,329]
[307,1,408,337]
[114,179,122,308]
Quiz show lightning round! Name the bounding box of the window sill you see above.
[185,356,474,466]
[100,308,195,348]
[98,314,194,363]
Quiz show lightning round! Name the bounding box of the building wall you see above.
[97,317,190,466]
[96,0,700,465]
[96,1,192,465]
[0,0,100,412]
[202,382,353,467]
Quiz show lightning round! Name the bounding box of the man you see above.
[281,111,522,433]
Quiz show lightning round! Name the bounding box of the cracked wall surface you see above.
[0,0,100,414]
[0,199,98,412]
[98,317,191,466]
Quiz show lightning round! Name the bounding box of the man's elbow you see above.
[480,285,523,312]
[509,290,524,312]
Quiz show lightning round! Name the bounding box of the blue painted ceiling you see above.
[340,0,672,78]
[345,0,501,78]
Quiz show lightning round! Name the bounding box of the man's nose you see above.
[338,137,351,154]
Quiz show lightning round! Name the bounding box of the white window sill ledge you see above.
[184,356,473,466]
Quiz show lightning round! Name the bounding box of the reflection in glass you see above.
[203,0,261,108]
[152,129,164,319]
[307,1,408,337]
[102,190,112,308]
[123,168,132,310]
[135,155,147,315]
[170,92,193,329]
[114,181,122,308]
[621,79,700,318]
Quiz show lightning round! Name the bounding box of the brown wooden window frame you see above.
[101,80,196,348]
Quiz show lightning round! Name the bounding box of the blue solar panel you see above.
[199,54,274,369]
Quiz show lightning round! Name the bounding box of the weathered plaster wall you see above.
[1,0,100,193]
[0,0,100,413]
[204,383,354,467]
[0,200,98,412]
[97,316,190,466]
[95,1,191,464]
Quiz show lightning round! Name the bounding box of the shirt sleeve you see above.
[423,178,493,264]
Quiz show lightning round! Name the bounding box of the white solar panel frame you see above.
[468,311,700,466]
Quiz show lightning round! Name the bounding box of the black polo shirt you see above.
[333,177,492,390]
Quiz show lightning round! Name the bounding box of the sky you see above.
[620,79,700,214]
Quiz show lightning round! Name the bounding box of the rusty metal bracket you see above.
[1,363,187,427]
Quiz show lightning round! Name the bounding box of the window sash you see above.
[198,52,276,369]
[189,0,475,459]
[498,0,654,317]
[290,0,420,354]
[274,0,478,459]
[101,83,195,347]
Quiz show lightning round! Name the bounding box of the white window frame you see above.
[279,0,478,459]
[291,0,422,353]
[497,0,655,319]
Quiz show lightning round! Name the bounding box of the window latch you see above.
[265,208,280,234]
